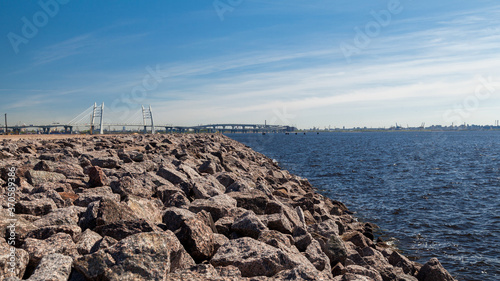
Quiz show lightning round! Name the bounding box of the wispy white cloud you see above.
[139,5,500,127]
[31,29,150,67]
[33,33,94,66]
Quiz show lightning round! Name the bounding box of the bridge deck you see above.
[4,123,296,133]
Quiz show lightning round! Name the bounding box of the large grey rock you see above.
[162,207,197,232]
[192,176,225,199]
[129,151,145,162]
[95,218,159,241]
[343,231,374,249]
[358,247,405,281]
[25,188,65,208]
[231,211,268,239]
[32,206,84,228]
[75,229,102,255]
[257,230,296,254]
[272,264,333,281]
[124,195,163,224]
[389,251,417,276]
[305,239,331,273]
[34,160,85,179]
[51,162,85,179]
[39,154,63,161]
[215,172,239,188]
[26,254,73,281]
[2,275,21,281]
[292,226,314,252]
[87,166,109,187]
[73,186,120,207]
[343,265,383,281]
[332,273,374,281]
[195,209,218,233]
[0,209,37,246]
[210,237,318,278]
[26,170,66,186]
[15,198,57,216]
[176,215,216,263]
[189,194,237,221]
[157,164,189,185]
[83,198,160,240]
[89,236,117,253]
[265,212,293,234]
[308,219,340,238]
[0,241,29,280]
[282,204,304,230]
[227,190,270,215]
[215,216,235,236]
[216,265,242,279]
[179,163,201,179]
[322,234,348,266]
[75,231,195,280]
[0,151,14,159]
[198,160,219,174]
[22,233,79,266]
[295,206,306,226]
[155,183,184,204]
[78,201,100,230]
[110,176,154,199]
[213,233,230,253]
[25,224,82,241]
[164,191,191,208]
[90,157,119,169]
[165,264,222,281]
[416,258,456,281]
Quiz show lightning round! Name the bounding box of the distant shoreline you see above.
[2,128,500,140]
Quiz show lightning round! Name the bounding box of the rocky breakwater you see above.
[0,134,456,281]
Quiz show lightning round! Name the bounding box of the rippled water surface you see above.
[226,131,500,281]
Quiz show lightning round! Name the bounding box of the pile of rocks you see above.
[0,134,456,280]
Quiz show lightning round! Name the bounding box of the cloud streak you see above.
[144,6,500,127]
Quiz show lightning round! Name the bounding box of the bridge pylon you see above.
[90,102,104,134]
[142,105,155,134]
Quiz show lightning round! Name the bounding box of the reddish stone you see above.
[87,166,108,187]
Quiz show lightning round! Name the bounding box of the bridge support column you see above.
[4,114,7,135]
[142,105,155,134]
[90,102,104,134]
[99,103,104,134]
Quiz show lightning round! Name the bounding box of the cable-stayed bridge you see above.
[3,103,296,134]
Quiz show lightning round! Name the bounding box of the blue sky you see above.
[1,0,500,129]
